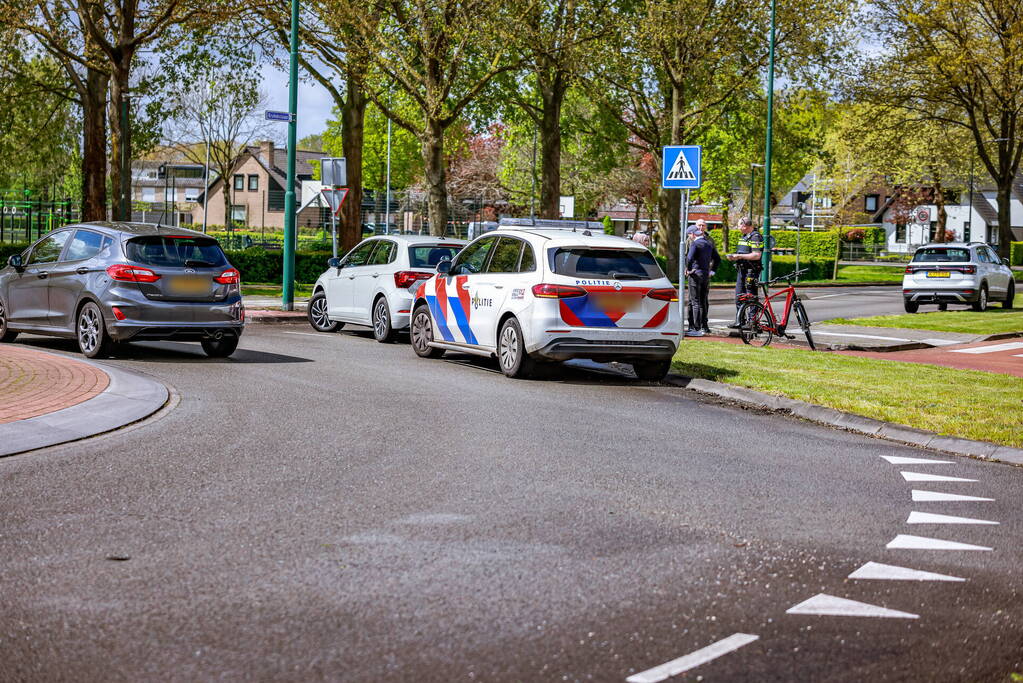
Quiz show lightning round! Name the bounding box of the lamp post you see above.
[760,0,778,281]
[282,0,300,311]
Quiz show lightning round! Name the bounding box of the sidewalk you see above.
[0,346,168,457]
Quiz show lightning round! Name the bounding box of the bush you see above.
[1011,241,1023,266]
[223,248,334,284]
[709,228,839,259]
[708,255,834,284]
[0,243,30,264]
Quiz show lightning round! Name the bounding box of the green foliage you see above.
[839,226,885,245]
[224,248,334,284]
[711,228,839,259]
[1011,242,1023,266]
[0,243,29,263]
[707,255,835,284]
[323,100,422,192]
[602,216,614,235]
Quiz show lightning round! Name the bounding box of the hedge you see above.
[713,228,840,259]
[1011,241,1023,266]
[0,243,28,263]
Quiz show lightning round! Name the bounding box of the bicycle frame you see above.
[739,282,797,334]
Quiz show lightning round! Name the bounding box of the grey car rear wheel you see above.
[77,302,113,358]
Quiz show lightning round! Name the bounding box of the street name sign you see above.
[265,110,294,123]
[662,145,702,189]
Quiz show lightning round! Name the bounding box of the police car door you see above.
[471,236,526,348]
[442,236,498,346]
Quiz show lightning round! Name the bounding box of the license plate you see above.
[592,293,641,311]
[926,271,951,278]
[169,275,211,295]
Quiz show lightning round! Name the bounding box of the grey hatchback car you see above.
[0,222,244,358]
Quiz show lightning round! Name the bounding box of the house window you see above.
[233,175,244,191]
[231,205,247,223]
[895,222,907,242]
[185,188,199,202]
[142,187,155,202]
[864,194,879,213]
[819,195,833,209]
[248,175,259,191]
[165,187,175,202]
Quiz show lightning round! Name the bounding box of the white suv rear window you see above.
[550,248,663,280]
[912,247,970,263]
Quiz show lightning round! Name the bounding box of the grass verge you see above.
[826,295,1023,335]
[242,283,314,298]
[671,340,1023,448]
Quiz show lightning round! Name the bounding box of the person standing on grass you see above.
[685,219,719,336]
[726,217,763,327]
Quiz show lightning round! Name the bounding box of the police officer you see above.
[725,217,763,326]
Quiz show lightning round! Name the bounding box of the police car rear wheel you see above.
[633,360,671,381]
[411,304,445,358]
[498,317,535,379]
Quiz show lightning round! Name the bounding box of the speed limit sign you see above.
[915,207,931,223]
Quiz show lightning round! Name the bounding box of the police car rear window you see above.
[550,248,663,280]
[409,245,461,268]
[912,248,970,263]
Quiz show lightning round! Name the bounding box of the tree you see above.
[858,0,1023,257]
[325,0,526,236]
[323,98,422,193]
[162,41,272,231]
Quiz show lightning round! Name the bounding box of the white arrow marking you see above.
[881,455,953,465]
[912,490,993,502]
[887,534,992,551]
[901,471,977,483]
[907,511,999,525]
[625,633,759,683]
[949,341,1023,354]
[848,561,965,582]
[786,593,918,619]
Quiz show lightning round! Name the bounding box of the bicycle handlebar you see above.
[762,267,810,288]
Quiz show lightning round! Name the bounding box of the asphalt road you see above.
[2,314,1021,682]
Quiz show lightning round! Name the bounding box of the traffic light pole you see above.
[282,0,300,311]
[761,0,777,281]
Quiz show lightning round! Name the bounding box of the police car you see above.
[409,221,680,379]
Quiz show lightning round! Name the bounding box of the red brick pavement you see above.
[0,346,109,424]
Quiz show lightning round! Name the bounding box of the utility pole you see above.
[385,112,392,235]
[282,0,300,311]
[760,0,777,281]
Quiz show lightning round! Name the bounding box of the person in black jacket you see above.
[685,220,720,336]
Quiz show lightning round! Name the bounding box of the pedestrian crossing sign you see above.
[662,146,702,189]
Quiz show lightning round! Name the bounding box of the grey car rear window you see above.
[550,248,662,280]
[126,236,228,267]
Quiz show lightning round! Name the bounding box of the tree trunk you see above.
[81,65,109,221]
[339,71,367,252]
[631,201,640,236]
[422,119,447,237]
[996,183,1013,258]
[932,174,946,242]
[721,197,732,253]
[223,181,232,231]
[108,63,131,221]
[538,76,566,219]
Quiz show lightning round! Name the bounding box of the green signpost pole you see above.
[761,0,777,281]
[282,0,300,311]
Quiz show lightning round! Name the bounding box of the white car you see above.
[408,226,680,379]
[902,242,1015,313]
[308,235,467,341]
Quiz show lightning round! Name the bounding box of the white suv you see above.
[308,235,467,341]
[408,226,680,379]
[902,242,1015,313]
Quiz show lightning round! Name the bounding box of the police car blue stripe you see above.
[447,298,479,345]
[426,295,456,342]
[562,296,617,328]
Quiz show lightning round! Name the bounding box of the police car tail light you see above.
[214,268,240,284]
[531,284,586,299]
[106,264,161,283]
[647,287,679,302]
[395,271,433,288]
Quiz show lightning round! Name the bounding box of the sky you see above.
[261,63,335,144]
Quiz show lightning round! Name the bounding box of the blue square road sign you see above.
[662,145,702,189]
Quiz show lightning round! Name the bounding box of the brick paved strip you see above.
[0,346,110,424]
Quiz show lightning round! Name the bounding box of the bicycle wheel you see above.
[793,300,816,351]
[738,302,773,348]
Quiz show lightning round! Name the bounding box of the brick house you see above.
[191,141,325,230]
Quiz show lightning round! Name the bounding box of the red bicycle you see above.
[737,268,817,350]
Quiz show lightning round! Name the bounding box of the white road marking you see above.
[912,490,993,502]
[785,594,918,619]
[1014,354,1023,358]
[848,561,965,582]
[907,511,999,525]
[809,292,851,299]
[949,342,1023,354]
[624,633,759,683]
[887,534,992,551]
[920,338,962,346]
[881,455,952,465]
[801,331,914,342]
[281,331,327,337]
[901,471,977,483]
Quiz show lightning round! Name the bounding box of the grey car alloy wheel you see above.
[78,305,101,354]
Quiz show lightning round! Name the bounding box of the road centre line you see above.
[950,342,1023,354]
[786,594,918,619]
[901,471,977,483]
[887,534,992,551]
[906,511,998,525]
[881,455,953,464]
[911,490,993,502]
[848,561,965,582]
[625,633,759,683]
[281,331,328,337]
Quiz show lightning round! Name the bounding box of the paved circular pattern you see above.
[0,345,109,423]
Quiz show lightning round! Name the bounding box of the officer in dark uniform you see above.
[726,217,764,326]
